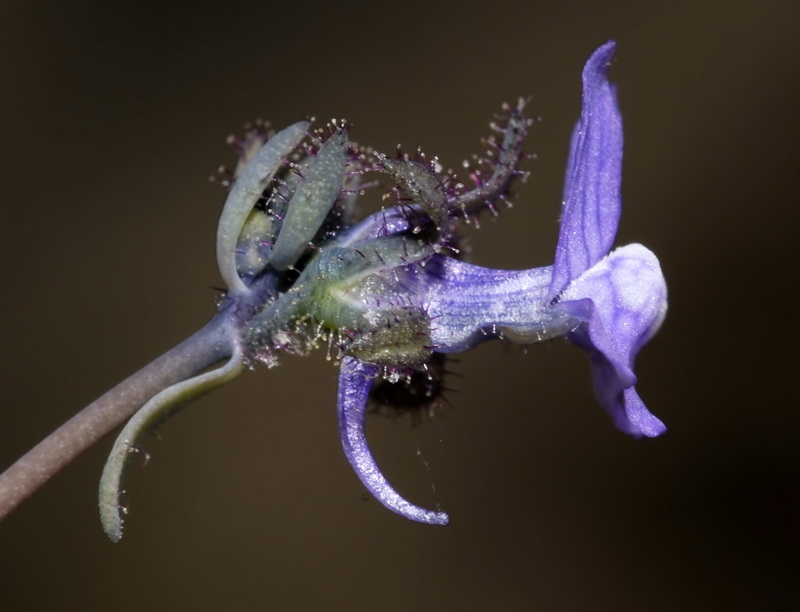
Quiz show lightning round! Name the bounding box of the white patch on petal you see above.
[564,243,666,316]
[607,244,665,313]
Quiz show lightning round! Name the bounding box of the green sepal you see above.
[99,348,244,542]
[216,121,309,294]
[269,130,349,271]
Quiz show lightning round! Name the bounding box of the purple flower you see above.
[333,41,667,524]
[85,40,667,540]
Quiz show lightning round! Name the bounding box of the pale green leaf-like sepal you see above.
[99,348,244,542]
[216,121,309,294]
[270,130,349,271]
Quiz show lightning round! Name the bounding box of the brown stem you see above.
[0,317,231,522]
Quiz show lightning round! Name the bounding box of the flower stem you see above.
[0,316,233,523]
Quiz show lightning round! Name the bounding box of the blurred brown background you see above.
[1,1,797,610]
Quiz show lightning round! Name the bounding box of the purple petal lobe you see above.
[623,387,666,438]
[548,41,623,301]
[337,356,449,525]
[558,244,667,437]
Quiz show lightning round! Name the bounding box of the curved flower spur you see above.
[0,41,667,540]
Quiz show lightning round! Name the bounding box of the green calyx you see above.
[244,235,435,367]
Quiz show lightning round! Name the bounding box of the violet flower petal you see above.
[421,256,579,353]
[558,244,667,437]
[548,41,622,302]
[337,356,449,525]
